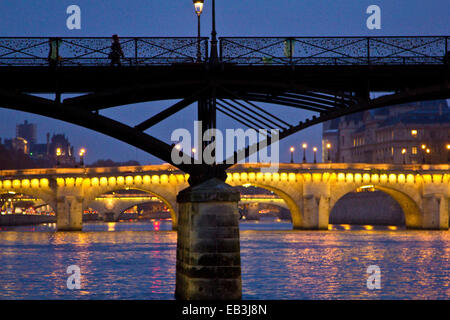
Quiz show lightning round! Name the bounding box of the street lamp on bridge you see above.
[79,148,86,167]
[302,143,307,163]
[401,148,407,164]
[326,143,331,163]
[193,0,204,62]
[290,147,295,163]
[421,144,427,164]
[447,144,450,163]
[313,147,318,164]
[192,0,218,63]
[56,148,62,167]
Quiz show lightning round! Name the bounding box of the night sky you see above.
[0,0,448,164]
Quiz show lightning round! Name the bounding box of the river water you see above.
[0,220,448,300]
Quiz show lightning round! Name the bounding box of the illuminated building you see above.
[322,100,449,164]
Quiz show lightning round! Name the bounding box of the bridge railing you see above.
[0,37,209,66]
[1,36,448,67]
[219,36,450,66]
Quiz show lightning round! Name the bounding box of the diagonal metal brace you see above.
[135,87,209,131]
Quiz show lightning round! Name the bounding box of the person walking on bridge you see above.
[109,34,125,66]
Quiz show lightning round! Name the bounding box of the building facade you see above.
[16,120,37,145]
[322,100,450,164]
[2,121,76,166]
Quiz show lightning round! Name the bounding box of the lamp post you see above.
[193,0,204,62]
[313,147,318,164]
[210,0,218,63]
[401,148,407,164]
[447,144,450,163]
[426,148,431,164]
[326,143,331,163]
[302,143,307,163]
[56,147,62,167]
[290,147,295,164]
[421,144,426,164]
[79,148,86,167]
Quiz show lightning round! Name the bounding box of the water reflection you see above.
[0,220,448,299]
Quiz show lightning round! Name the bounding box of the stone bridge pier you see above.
[421,184,449,230]
[56,193,84,231]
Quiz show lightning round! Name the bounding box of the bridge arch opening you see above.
[85,188,176,224]
[0,191,55,216]
[115,200,171,221]
[233,184,302,228]
[330,185,422,229]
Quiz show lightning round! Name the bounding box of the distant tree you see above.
[0,144,40,170]
[121,160,141,166]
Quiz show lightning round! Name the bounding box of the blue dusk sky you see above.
[0,1,448,164]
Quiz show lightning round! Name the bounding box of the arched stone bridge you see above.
[0,163,448,230]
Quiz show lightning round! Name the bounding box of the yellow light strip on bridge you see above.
[0,171,447,190]
[0,178,49,189]
[95,197,161,201]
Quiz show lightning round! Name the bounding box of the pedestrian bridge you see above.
[0,163,448,230]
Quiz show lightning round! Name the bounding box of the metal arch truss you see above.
[220,36,450,65]
[0,37,209,66]
[0,82,447,181]
[0,89,201,176]
[213,83,450,169]
[213,86,356,138]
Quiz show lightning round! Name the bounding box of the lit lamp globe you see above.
[193,0,204,16]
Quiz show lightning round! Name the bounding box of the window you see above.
[412,147,417,155]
